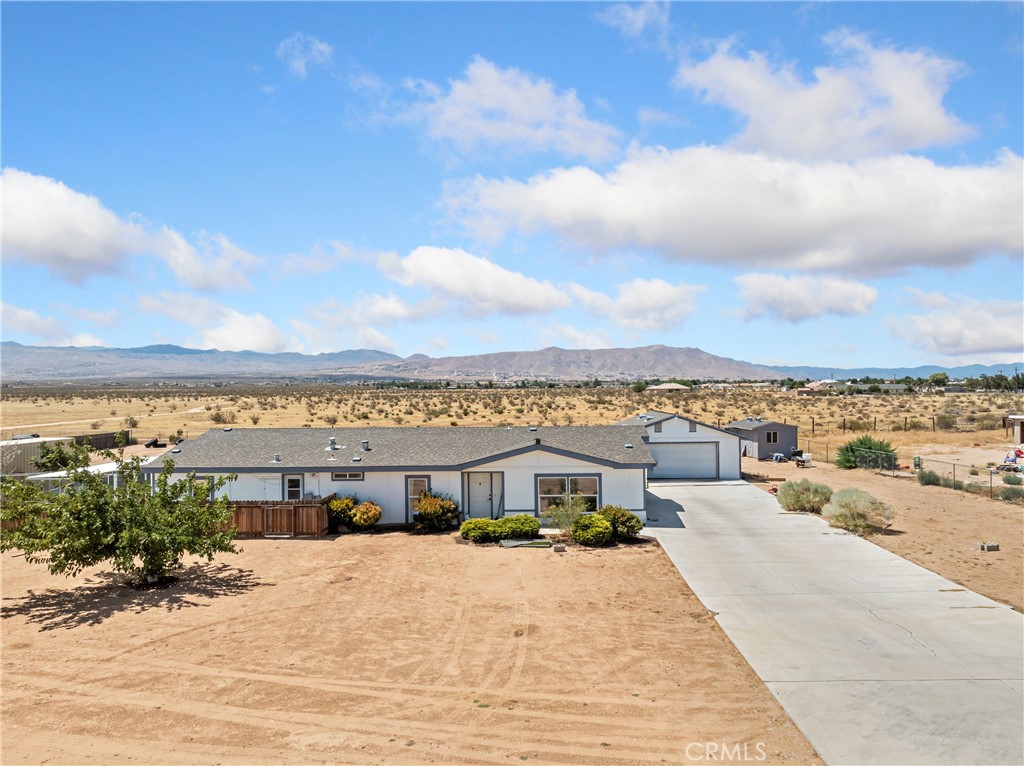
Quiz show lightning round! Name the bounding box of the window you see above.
[332,472,363,481]
[689,421,697,432]
[283,475,303,501]
[536,475,599,513]
[653,422,662,433]
[766,431,779,444]
[407,476,429,514]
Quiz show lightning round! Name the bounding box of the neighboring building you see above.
[646,382,690,392]
[0,436,74,478]
[1010,415,1024,445]
[142,426,654,524]
[27,457,159,492]
[618,411,741,480]
[725,418,799,460]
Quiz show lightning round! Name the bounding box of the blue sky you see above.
[2,1,1022,368]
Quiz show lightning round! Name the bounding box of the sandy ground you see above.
[744,457,1024,612]
[1,534,820,766]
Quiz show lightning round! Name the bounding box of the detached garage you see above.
[619,411,741,481]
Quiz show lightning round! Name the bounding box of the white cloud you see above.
[155,228,265,291]
[446,146,1023,276]
[597,2,670,41]
[353,326,396,354]
[734,273,877,322]
[570,278,705,331]
[406,57,620,162]
[889,297,1024,358]
[542,323,613,350]
[279,241,365,276]
[1,302,105,347]
[137,292,287,353]
[276,32,333,79]
[3,169,265,290]
[64,306,121,327]
[1,168,148,283]
[379,246,571,316]
[675,30,972,160]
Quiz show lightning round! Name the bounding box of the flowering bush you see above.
[413,491,460,532]
[350,501,381,531]
[327,494,359,533]
[572,514,612,546]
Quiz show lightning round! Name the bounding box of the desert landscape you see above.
[3,384,1022,764]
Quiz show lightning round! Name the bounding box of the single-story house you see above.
[142,426,654,524]
[646,382,690,392]
[725,418,799,460]
[617,411,741,480]
[28,457,158,492]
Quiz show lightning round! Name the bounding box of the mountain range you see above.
[0,341,1018,383]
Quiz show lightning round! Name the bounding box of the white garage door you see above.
[649,442,719,479]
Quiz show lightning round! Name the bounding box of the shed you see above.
[725,418,799,460]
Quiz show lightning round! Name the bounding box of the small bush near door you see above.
[572,514,613,546]
[413,491,460,532]
[328,494,359,533]
[459,515,541,543]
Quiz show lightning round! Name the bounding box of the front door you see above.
[466,472,502,518]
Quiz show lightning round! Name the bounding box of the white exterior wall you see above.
[645,417,741,480]
[471,449,647,514]
[206,470,462,525]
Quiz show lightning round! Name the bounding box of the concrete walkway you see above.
[644,481,1023,766]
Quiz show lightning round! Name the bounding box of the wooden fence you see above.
[226,494,334,538]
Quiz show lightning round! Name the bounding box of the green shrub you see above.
[834,435,897,470]
[459,515,541,544]
[597,505,643,539]
[1002,473,1023,486]
[934,413,958,431]
[413,491,460,532]
[821,488,895,535]
[917,469,942,486]
[572,514,613,546]
[1000,486,1024,503]
[499,514,541,539]
[963,482,987,496]
[460,518,502,543]
[940,475,964,491]
[968,468,979,476]
[350,501,381,530]
[541,492,589,535]
[328,494,359,532]
[776,479,833,514]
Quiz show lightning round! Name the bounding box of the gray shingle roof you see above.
[149,425,654,473]
[725,419,791,431]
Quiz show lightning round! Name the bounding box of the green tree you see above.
[31,440,82,472]
[928,372,949,387]
[631,381,648,393]
[1,444,238,583]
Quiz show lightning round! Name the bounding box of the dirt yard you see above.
[744,457,1024,612]
[1,535,820,765]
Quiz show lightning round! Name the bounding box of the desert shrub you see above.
[413,491,460,532]
[821,488,895,535]
[917,469,942,486]
[976,414,1003,430]
[460,518,501,543]
[940,475,964,491]
[328,494,359,533]
[963,482,987,496]
[776,479,833,514]
[1000,486,1024,503]
[905,419,927,431]
[499,514,541,539]
[968,468,979,476]
[541,492,589,535]
[935,413,957,431]
[350,501,381,530]
[834,435,897,470]
[572,514,613,546]
[459,515,541,543]
[597,505,643,539]
[1002,473,1023,486]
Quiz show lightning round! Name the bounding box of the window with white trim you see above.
[332,472,364,481]
[536,475,599,513]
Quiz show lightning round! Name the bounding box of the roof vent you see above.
[326,437,339,451]
[171,448,181,454]
[625,443,633,449]
[529,426,538,432]
[272,453,281,463]
[352,455,362,462]
[223,428,232,432]
[535,437,541,445]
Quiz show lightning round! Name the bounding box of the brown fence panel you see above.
[231,505,265,537]
[264,505,294,536]
[294,505,328,537]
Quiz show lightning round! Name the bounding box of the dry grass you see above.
[2,384,1021,450]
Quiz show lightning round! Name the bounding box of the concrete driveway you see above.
[644,481,1023,766]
